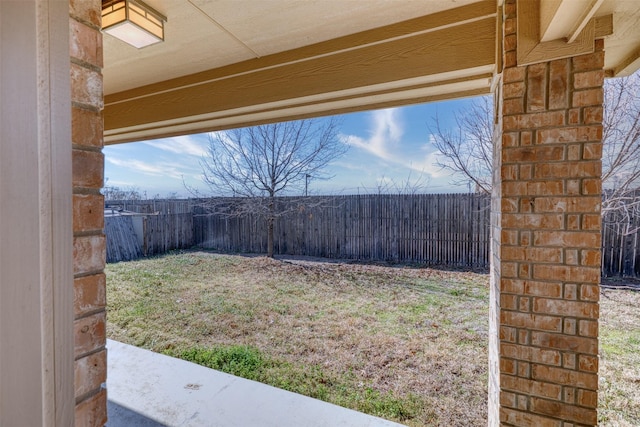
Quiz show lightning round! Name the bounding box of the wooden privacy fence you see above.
[105,211,194,262]
[106,195,640,277]
[193,194,492,269]
[601,211,640,277]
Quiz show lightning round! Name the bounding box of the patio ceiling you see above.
[103,0,640,144]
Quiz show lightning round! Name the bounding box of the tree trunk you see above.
[267,196,275,258]
[267,215,274,258]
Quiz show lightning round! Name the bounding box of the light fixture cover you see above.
[102,0,166,49]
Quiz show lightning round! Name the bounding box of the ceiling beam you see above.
[104,2,496,144]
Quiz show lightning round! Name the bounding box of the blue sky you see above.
[104,96,485,198]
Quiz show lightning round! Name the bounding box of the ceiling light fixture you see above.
[102,0,166,49]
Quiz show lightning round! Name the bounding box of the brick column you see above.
[70,1,107,425]
[490,1,603,425]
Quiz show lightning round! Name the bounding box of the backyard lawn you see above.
[106,251,639,426]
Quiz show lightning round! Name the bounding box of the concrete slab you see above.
[107,340,406,427]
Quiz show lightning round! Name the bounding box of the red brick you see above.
[565,248,579,265]
[583,142,602,160]
[573,70,604,90]
[70,18,103,68]
[519,263,531,279]
[580,250,601,267]
[504,67,525,83]
[70,0,101,27]
[534,161,601,179]
[74,273,106,318]
[530,396,597,425]
[501,326,517,342]
[532,265,600,284]
[502,343,561,366]
[72,107,103,148]
[504,50,518,68]
[519,296,531,312]
[73,234,106,275]
[578,319,598,337]
[74,311,106,358]
[504,97,524,114]
[582,179,601,196]
[523,281,562,298]
[578,354,598,373]
[564,283,578,300]
[549,59,569,109]
[577,389,598,408]
[583,106,603,124]
[75,350,106,398]
[567,214,580,231]
[503,261,518,278]
[504,17,517,36]
[572,51,605,71]
[501,375,563,400]
[503,146,565,163]
[572,89,603,108]
[501,278,524,294]
[533,231,600,248]
[502,164,518,180]
[501,293,519,310]
[563,352,577,369]
[537,126,601,144]
[75,389,107,427]
[501,391,517,408]
[500,407,562,427]
[73,149,104,189]
[563,318,576,334]
[504,33,517,52]
[530,333,598,356]
[503,132,519,147]
[518,361,531,378]
[70,62,103,109]
[579,284,600,301]
[504,81,526,99]
[510,180,564,196]
[520,164,533,179]
[502,197,519,212]
[501,358,517,375]
[503,213,564,229]
[527,63,547,112]
[503,111,565,131]
[502,229,518,245]
[567,144,581,161]
[73,193,104,233]
[501,311,562,332]
[534,196,601,213]
[504,0,516,17]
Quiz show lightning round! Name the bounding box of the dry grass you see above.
[106,251,639,426]
[598,287,640,426]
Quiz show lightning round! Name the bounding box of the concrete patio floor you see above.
[106,340,406,427]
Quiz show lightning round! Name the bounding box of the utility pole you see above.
[305,174,311,196]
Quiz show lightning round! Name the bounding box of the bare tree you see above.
[429,96,493,194]
[601,73,640,232]
[429,72,640,227]
[200,118,347,257]
[102,179,145,201]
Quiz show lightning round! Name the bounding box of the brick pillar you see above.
[490,1,603,425]
[70,1,107,425]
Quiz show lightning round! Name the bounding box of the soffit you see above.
[103,0,480,95]
[103,0,640,144]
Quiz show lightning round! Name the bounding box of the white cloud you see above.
[141,135,208,157]
[106,157,185,180]
[340,108,403,162]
